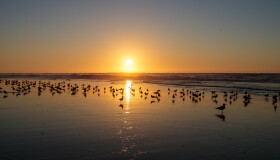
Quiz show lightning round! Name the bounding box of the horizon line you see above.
[0,72,280,74]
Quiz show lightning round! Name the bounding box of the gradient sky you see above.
[0,0,280,73]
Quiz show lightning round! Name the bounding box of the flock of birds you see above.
[212,90,279,121]
[0,79,279,121]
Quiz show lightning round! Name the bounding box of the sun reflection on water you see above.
[125,80,131,109]
[118,80,140,159]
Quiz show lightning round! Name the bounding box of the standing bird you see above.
[216,104,226,112]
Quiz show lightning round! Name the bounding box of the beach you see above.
[0,77,279,159]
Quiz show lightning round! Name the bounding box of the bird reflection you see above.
[215,113,226,121]
[265,97,269,102]
[119,104,124,109]
[243,100,251,107]
[212,99,218,104]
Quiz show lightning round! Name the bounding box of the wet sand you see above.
[0,79,280,160]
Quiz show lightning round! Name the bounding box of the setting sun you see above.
[124,59,133,72]
[125,60,133,66]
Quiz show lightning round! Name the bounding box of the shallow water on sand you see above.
[0,79,280,160]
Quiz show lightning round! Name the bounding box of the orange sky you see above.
[0,1,279,73]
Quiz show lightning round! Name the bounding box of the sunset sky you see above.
[0,0,279,73]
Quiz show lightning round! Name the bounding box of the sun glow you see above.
[125,60,132,66]
[124,59,133,72]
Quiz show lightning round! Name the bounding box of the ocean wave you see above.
[0,73,280,83]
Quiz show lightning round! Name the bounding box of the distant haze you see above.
[0,0,280,73]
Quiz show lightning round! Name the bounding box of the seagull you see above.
[216,104,226,111]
